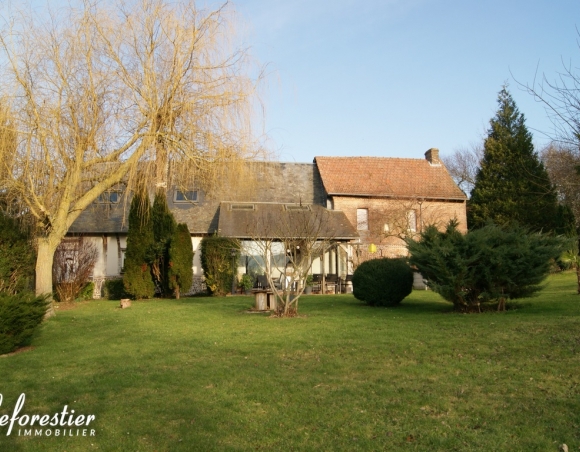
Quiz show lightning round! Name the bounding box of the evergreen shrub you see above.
[407,221,565,311]
[168,223,194,299]
[200,235,238,296]
[77,281,94,301]
[123,188,155,299]
[0,212,35,295]
[151,190,177,295]
[103,279,126,300]
[0,292,49,355]
[352,258,413,306]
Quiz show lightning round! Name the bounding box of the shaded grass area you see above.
[1,273,579,451]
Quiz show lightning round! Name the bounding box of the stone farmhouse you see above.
[67,148,466,295]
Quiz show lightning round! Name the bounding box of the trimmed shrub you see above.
[168,223,194,299]
[0,292,49,355]
[352,258,413,306]
[200,235,239,296]
[123,188,155,299]
[151,190,177,295]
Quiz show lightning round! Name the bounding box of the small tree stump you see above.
[254,291,267,310]
[120,299,131,309]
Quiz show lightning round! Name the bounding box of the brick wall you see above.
[333,195,467,247]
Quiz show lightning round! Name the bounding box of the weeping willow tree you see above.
[0,0,264,316]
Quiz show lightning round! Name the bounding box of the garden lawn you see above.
[1,272,579,451]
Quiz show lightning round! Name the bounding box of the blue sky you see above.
[22,0,580,163]
[222,0,580,162]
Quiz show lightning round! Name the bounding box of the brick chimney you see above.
[425,148,441,166]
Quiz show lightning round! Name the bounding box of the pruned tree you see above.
[52,237,98,303]
[0,0,262,316]
[243,204,339,317]
[151,190,177,294]
[168,223,194,299]
[123,187,155,299]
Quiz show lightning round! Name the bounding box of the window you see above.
[407,210,417,232]
[356,208,368,231]
[174,190,198,202]
[285,204,310,211]
[120,248,126,274]
[231,203,255,211]
[96,191,120,204]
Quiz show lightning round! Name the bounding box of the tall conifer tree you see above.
[151,190,177,294]
[468,87,565,232]
[123,187,155,299]
[168,223,194,299]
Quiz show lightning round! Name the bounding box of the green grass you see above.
[1,273,579,451]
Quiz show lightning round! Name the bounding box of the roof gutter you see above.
[327,193,467,201]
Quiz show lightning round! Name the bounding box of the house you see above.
[68,161,358,296]
[67,150,466,296]
[315,149,467,264]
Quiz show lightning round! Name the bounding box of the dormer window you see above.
[285,204,310,211]
[96,191,120,204]
[174,190,198,203]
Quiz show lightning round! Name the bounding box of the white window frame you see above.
[174,190,198,203]
[356,208,369,231]
[407,210,417,232]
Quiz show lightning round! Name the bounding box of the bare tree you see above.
[53,237,98,303]
[347,198,460,268]
[242,204,340,317]
[441,144,483,197]
[541,143,580,226]
[515,31,580,149]
[0,0,262,315]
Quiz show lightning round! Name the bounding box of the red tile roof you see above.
[314,156,466,200]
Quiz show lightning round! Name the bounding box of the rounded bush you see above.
[352,258,413,306]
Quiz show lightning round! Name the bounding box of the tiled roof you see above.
[314,156,466,200]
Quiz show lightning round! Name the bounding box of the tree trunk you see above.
[576,266,580,295]
[175,286,180,299]
[36,237,58,318]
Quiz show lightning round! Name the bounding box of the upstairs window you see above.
[356,208,368,231]
[96,191,120,204]
[174,190,198,203]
